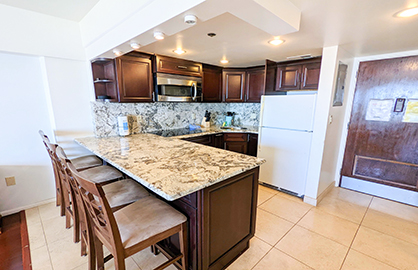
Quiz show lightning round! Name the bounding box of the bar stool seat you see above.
[115,196,187,255]
[79,165,123,185]
[71,155,103,171]
[103,179,150,210]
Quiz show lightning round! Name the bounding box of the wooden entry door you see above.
[341,56,418,192]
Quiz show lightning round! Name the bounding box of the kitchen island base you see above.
[157,167,259,270]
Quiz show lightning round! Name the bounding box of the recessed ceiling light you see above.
[130,42,140,49]
[268,39,285,46]
[173,49,186,55]
[395,7,418,17]
[220,59,229,64]
[113,49,122,56]
[154,31,165,40]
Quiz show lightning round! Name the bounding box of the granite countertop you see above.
[76,133,265,201]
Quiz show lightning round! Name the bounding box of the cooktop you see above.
[148,128,204,137]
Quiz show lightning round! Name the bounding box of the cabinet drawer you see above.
[156,55,202,77]
[224,133,248,142]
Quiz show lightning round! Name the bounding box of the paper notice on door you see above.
[365,99,393,121]
[402,100,418,123]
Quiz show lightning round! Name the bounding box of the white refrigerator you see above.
[258,94,317,197]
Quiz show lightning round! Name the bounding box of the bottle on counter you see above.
[117,116,130,136]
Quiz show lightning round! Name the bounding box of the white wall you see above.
[0,52,56,215]
[0,4,85,61]
[40,57,96,158]
[317,48,354,196]
[304,45,354,205]
[80,0,205,59]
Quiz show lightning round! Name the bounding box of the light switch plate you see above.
[5,176,16,186]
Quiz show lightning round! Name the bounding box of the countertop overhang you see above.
[75,132,265,201]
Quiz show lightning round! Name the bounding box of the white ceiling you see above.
[1,0,418,66]
[0,0,99,21]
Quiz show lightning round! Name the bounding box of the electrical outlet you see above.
[192,113,196,120]
[250,113,257,119]
[5,176,16,186]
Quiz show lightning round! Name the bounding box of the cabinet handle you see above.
[215,134,223,137]
[177,65,188,69]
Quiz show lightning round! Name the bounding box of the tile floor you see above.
[25,185,418,270]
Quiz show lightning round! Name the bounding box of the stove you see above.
[149,128,204,137]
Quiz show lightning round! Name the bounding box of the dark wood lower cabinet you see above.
[182,133,258,156]
[158,168,259,270]
[224,141,247,154]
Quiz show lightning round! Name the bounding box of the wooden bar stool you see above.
[57,146,151,269]
[54,146,124,243]
[39,130,103,215]
[68,162,188,270]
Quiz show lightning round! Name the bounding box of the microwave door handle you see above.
[192,83,197,101]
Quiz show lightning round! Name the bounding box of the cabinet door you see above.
[213,133,224,149]
[116,55,153,102]
[223,70,246,102]
[264,59,278,96]
[245,68,265,102]
[301,62,321,89]
[155,55,202,77]
[224,141,248,154]
[203,66,222,102]
[275,65,301,91]
[247,134,258,157]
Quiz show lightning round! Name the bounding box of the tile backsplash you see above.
[92,102,260,137]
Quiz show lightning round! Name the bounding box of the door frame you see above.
[336,49,418,204]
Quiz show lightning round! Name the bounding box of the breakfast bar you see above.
[76,134,265,270]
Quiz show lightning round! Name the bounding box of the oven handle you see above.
[192,83,197,101]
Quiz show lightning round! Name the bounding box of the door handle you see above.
[191,83,197,101]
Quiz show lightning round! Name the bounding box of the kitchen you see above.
[1,0,418,270]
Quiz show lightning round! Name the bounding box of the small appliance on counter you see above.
[224,112,235,127]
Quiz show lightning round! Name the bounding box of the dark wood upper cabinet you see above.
[301,62,321,90]
[276,65,301,91]
[91,58,118,102]
[223,69,246,102]
[264,59,278,95]
[202,65,222,102]
[273,57,322,93]
[115,55,153,102]
[245,67,265,102]
[155,55,202,77]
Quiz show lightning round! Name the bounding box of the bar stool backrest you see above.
[67,162,124,254]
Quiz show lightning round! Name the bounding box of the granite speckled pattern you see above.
[92,102,260,137]
[76,134,265,201]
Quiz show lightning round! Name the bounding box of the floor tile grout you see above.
[338,196,374,270]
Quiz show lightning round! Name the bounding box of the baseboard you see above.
[341,176,418,207]
[0,197,56,216]
[303,181,335,206]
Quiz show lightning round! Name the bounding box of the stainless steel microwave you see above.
[155,73,202,102]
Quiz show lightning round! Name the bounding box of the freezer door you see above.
[260,94,316,131]
[258,127,312,196]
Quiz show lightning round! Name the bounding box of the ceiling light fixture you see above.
[220,59,229,64]
[154,31,165,40]
[268,39,285,46]
[395,7,418,17]
[173,49,186,55]
[130,42,140,49]
[113,49,123,56]
[184,14,197,25]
